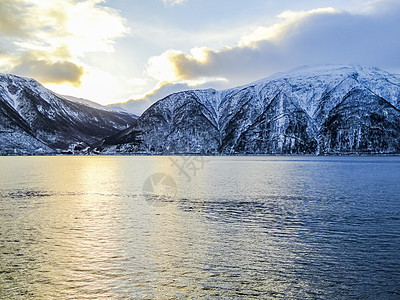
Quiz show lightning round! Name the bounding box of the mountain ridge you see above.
[97,65,400,155]
[1,65,400,155]
[0,73,137,155]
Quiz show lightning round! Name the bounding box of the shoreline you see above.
[1,152,400,157]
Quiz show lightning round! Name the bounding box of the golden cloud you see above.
[11,57,84,86]
[146,48,216,81]
[0,0,129,86]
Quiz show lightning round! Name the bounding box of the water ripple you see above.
[1,156,399,299]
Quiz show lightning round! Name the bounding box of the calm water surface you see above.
[0,156,399,299]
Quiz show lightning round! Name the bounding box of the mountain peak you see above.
[98,65,400,155]
[0,73,137,155]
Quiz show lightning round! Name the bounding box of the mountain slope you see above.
[0,74,137,154]
[0,98,52,155]
[320,88,400,153]
[98,65,400,155]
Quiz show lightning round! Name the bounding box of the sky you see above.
[0,0,399,106]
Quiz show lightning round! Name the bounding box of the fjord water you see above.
[0,156,399,299]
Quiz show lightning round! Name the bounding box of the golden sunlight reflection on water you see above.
[0,156,400,298]
[0,156,215,298]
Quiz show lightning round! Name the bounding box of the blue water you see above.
[0,156,399,299]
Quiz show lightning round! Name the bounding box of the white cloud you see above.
[146,0,400,87]
[162,0,187,7]
[239,7,338,47]
[146,50,181,82]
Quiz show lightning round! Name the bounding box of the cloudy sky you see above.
[0,0,399,105]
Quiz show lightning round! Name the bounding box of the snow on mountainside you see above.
[98,65,400,155]
[0,74,137,155]
[61,94,134,114]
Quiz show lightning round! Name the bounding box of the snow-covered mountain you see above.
[98,65,400,155]
[0,74,137,155]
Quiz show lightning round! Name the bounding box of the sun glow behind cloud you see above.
[0,0,130,103]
